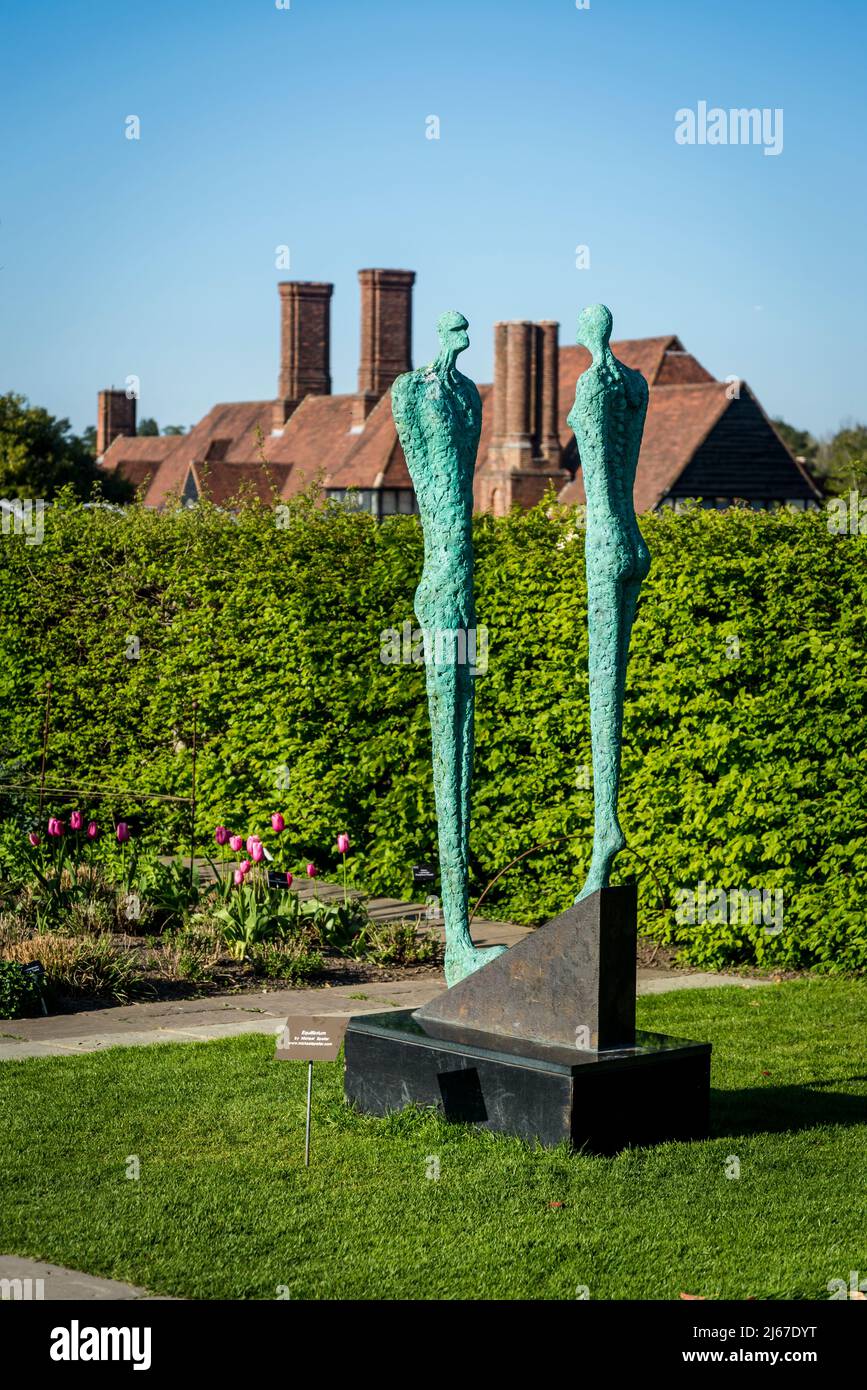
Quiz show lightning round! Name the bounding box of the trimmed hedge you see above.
[1,490,865,970]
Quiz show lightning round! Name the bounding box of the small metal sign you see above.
[412,863,436,891]
[275,1016,349,1062]
[274,1016,350,1167]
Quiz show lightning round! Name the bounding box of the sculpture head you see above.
[576,303,613,359]
[437,310,470,358]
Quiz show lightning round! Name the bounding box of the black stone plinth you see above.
[344,1009,711,1154]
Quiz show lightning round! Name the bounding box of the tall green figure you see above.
[568,304,650,903]
[392,312,508,986]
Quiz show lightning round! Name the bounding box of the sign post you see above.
[275,1016,349,1168]
[304,1060,313,1166]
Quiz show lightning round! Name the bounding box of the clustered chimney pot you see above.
[479,317,563,514]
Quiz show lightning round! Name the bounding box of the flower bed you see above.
[0,815,439,1018]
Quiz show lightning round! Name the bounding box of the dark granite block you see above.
[344,1009,711,1154]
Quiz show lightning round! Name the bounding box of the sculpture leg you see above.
[575,568,629,901]
[616,574,642,711]
[425,641,507,986]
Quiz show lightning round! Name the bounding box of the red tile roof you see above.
[268,394,359,496]
[326,392,413,490]
[557,337,714,450]
[103,333,804,513]
[191,460,292,506]
[99,433,186,497]
[558,381,732,510]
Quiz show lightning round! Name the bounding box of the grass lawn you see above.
[2,979,866,1300]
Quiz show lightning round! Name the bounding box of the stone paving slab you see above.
[0,971,763,1060]
[0,1256,174,1301]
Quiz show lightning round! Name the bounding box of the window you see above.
[380,489,417,516]
[326,488,376,514]
[327,488,418,519]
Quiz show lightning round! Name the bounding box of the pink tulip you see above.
[239,859,251,875]
[214,825,229,847]
[233,869,244,887]
[87,821,99,840]
[246,835,261,854]
[28,832,41,847]
[251,842,264,863]
[116,822,130,843]
[229,835,243,853]
[306,862,317,878]
[271,813,285,834]
[69,811,83,831]
[336,833,350,907]
[285,872,293,889]
[47,817,64,837]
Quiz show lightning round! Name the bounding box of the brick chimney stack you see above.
[477,319,564,515]
[537,321,561,466]
[96,389,136,458]
[503,320,535,471]
[273,281,333,432]
[354,269,415,423]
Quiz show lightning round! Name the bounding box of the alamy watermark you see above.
[675,102,783,157]
[1,1276,45,1300]
[826,491,867,536]
[828,1271,867,1299]
[675,881,784,935]
[1,498,44,545]
[380,620,488,675]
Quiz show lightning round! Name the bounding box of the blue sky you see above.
[1,0,864,437]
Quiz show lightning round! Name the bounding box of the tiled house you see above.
[99,270,820,514]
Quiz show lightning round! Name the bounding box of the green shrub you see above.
[0,960,42,1018]
[156,922,223,982]
[364,919,442,966]
[0,932,135,1003]
[247,938,325,982]
[134,857,207,930]
[0,492,865,971]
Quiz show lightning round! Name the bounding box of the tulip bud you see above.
[306,862,317,878]
[48,817,65,837]
[337,833,350,855]
[87,821,99,840]
[28,832,41,847]
[69,811,83,831]
[233,869,244,887]
[285,872,293,889]
[246,835,261,854]
[229,835,243,853]
[251,842,264,863]
[116,822,130,843]
[239,859,251,875]
[271,813,285,834]
[214,825,230,847]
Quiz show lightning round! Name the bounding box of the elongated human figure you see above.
[392,312,507,986]
[568,304,650,902]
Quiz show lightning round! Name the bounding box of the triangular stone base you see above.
[415,884,637,1052]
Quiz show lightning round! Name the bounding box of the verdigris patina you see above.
[568,303,650,901]
[347,303,712,1152]
[392,311,507,986]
